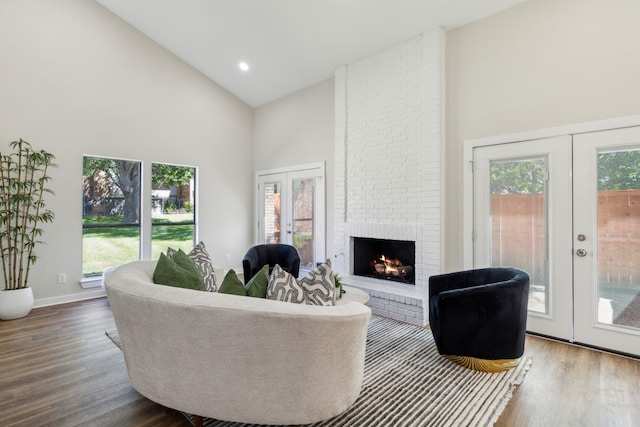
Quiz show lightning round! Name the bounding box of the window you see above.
[82,158,197,279]
[82,156,141,277]
[151,163,197,259]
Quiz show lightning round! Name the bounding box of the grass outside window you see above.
[82,214,194,276]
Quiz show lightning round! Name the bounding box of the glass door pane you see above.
[490,158,548,314]
[292,177,315,270]
[596,149,640,330]
[263,181,282,244]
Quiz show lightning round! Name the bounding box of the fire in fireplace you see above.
[372,254,413,278]
[352,237,415,284]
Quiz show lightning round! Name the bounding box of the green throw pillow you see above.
[245,264,269,298]
[153,252,206,291]
[218,269,248,296]
[174,249,205,283]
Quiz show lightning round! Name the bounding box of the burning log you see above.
[395,265,413,276]
[373,254,413,278]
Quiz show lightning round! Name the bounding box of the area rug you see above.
[106,315,531,427]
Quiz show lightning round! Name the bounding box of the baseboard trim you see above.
[34,288,106,308]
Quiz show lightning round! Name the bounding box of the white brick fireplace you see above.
[333,29,444,326]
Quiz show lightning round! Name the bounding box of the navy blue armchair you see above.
[242,244,300,285]
[428,267,530,372]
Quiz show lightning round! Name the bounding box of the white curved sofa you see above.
[105,260,371,425]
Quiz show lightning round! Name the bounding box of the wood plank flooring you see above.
[1,297,639,426]
[0,298,190,427]
[495,335,640,427]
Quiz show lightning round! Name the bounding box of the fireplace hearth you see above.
[352,237,415,285]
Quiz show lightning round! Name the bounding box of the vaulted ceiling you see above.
[97,0,527,107]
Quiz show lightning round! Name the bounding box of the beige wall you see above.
[253,79,335,259]
[445,0,640,271]
[0,0,254,304]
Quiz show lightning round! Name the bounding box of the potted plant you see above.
[0,139,56,320]
[333,273,344,300]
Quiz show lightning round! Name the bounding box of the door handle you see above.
[576,249,587,257]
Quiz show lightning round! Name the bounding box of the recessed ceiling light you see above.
[238,62,249,72]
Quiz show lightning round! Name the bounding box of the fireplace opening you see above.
[353,237,415,285]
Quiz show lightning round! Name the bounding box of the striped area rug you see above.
[178,315,532,427]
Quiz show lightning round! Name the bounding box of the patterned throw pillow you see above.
[299,259,335,306]
[267,264,308,304]
[167,242,217,292]
[267,260,335,306]
[188,241,218,292]
[166,247,178,259]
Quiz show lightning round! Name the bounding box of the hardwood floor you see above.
[495,335,640,427]
[0,298,190,427]
[1,297,639,426]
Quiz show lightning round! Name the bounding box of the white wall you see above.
[445,0,640,271]
[253,79,335,258]
[0,0,254,305]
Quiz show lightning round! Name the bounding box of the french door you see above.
[473,136,574,340]
[256,163,325,271]
[573,127,640,355]
[472,128,640,356]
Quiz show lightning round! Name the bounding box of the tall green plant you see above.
[0,139,56,290]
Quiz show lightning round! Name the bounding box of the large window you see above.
[82,158,197,278]
[82,156,141,277]
[151,163,196,259]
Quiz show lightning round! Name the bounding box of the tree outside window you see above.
[151,163,196,259]
[82,156,141,277]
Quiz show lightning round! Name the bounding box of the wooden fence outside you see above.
[491,190,640,291]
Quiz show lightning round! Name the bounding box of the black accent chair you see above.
[428,267,530,372]
[242,244,300,285]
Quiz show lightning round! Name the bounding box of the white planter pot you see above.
[0,287,34,320]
